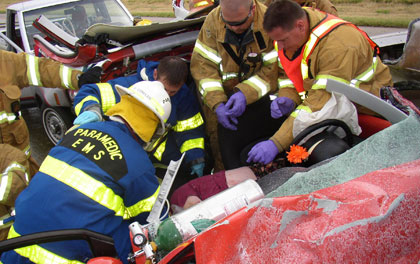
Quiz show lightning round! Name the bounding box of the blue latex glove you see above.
[73,111,101,125]
[271,97,295,119]
[215,103,238,130]
[226,91,247,117]
[191,163,205,177]
[247,140,279,165]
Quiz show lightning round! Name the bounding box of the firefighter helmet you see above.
[115,81,171,130]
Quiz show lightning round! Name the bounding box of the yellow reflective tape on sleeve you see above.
[23,145,31,158]
[153,139,167,161]
[193,39,222,65]
[173,113,204,132]
[180,138,205,153]
[8,226,84,264]
[60,65,76,90]
[0,111,19,125]
[243,75,269,98]
[74,96,100,116]
[262,49,278,65]
[199,79,223,97]
[97,83,117,114]
[278,79,294,89]
[291,104,312,118]
[0,162,29,202]
[26,54,43,87]
[221,72,238,82]
[313,75,348,90]
[125,186,159,217]
[350,57,378,88]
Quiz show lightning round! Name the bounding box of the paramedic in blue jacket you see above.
[1,81,171,264]
[73,56,206,180]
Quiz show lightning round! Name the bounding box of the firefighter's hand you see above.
[247,140,279,165]
[78,66,102,88]
[226,91,246,117]
[216,103,238,130]
[271,97,295,119]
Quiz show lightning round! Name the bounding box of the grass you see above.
[1,0,419,27]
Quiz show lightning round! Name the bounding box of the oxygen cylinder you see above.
[152,179,264,252]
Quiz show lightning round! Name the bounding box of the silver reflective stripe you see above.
[60,65,74,90]
[199,80,223,96]
[194,40,222,65]
[243,76,269,97]
[27,55,40,86]
[0,111,19,124]
[263,49,278,65]
[278,79,294,89]
[0,162,29,201]
[221,72,237,82]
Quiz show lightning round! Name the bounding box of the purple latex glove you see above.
[226,91,246,117]
[216,103,238,130]
[271,97,295,119]
[247,140,279,165]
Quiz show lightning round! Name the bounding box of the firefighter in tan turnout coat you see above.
[0,50,100,176]
[190,0,280,171]
[0,144,30,241]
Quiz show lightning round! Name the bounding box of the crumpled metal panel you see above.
[192,158,420,263]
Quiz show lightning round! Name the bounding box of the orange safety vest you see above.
[275,12,379,99]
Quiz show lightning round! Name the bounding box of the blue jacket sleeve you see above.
[171,85,205,164]
[73,75,141,116]
[73,59,158,116]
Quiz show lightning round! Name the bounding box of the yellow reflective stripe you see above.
[278,58,284,70]
[97,83,116,114]
[23,145,31,158]
[150,98,165,119]
[313,74,348,90]
[278,79,294,89]
[302,18,347,79]
[199,78,223,97]
[291,104,312,118]
[40,155,127,218]
[126,187,159,217]
[60,65,75,90]
[180,138,205,153]
[193,39,222,65]
[221,72,238,82]
[26,54,43,86]
[8,226,84,264]
[0,111,19,124]
[153,139,167,161]
[173,113,204,132]
[194,0,210,7]
[243,75,269,98]
[262,49,278,65]
[74,96,100,116]
[350,57,378,88]
[127,86,166,120]
[0,162,29,202]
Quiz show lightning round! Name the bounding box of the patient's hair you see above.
[157,56,188,86]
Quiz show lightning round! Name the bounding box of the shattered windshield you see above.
[22,0,132,49]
